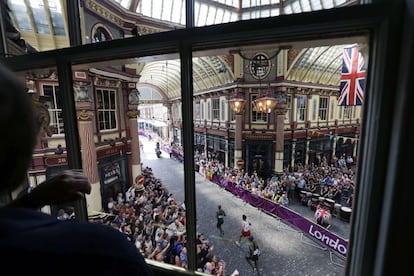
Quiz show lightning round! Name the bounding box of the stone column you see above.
[74,81,101,212]
[274,105,287,174]
[291,139,297,169]
[167,104,173,143]
[225,121,230,168]
[305,136,311,166]
[234,113,243,169]
[127,106,142,177]
[77,106,101,212]
[332,135,337,159]
[353,132,359,159]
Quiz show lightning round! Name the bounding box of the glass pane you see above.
[29,1,50,35]
[5,10,371,273]
[9,66,76,212]
[71,55,187,268]
[48,0,66,36]
[8,0,32,32]
[6,0,68,55]
[21,38,367,275]
[3,0,365,57]
[192,35,368,274]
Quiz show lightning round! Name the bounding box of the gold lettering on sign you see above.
[105,148,118,155]
[45,156,68,166]
[57,157,67,164]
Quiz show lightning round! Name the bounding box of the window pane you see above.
[97,89,117,131]
[6,3,376,273]
[4,0,365,56]
[191,36,366,274]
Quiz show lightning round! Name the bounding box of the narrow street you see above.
[139,136,347,275]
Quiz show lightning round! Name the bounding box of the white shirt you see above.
[242,220,250,232]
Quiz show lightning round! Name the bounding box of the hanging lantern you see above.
[228,88,246,114]
[253,88,278,113]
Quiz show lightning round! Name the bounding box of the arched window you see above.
[92,26,112,43]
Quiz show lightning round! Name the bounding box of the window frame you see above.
[318,96,328,121]
[344,105,352,120]
[3,2,411,275]
[284,94,292,124]
[297,94,307,122]
[212,98,220,120]
[96,88,117,131]
[41,82,64,135]
[195,99,201,119]
[251,94,268,123]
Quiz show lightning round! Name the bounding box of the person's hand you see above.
[22,170,91,208]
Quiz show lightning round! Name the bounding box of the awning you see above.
[151,120,168,127]
[138,118,167,127]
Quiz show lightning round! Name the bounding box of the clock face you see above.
[249,53,271,80]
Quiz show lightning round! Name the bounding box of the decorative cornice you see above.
[137,25,164,35]
[94,77,121,88]
[85,0,123,27]
[244,133,274,140]
[28,69,57,80]
[77,110,95,121]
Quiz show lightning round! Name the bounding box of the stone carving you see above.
[128,89,140,105]
[74,82,92,102]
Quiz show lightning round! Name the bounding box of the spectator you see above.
[278,192,289,207]
[0,64,153,275]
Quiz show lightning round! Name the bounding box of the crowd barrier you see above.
[170,149,184,162]
[136,137,347,258]
[210,174,349,258]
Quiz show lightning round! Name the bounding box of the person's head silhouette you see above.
[0,64,37,199]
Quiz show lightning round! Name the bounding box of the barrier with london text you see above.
[211,174,348,258]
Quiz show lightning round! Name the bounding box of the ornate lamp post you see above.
[228,88,246,169]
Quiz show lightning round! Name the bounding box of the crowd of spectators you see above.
[93,166,226,275]
[147,132,355,210]
[196,152,356,209]
[97,134,355,273]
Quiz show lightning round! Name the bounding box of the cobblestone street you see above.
[140,136,348,275]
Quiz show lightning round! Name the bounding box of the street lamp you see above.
[228,88,246,114]
[253,87,278,113]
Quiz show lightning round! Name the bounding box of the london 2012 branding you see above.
[308,224,348,256]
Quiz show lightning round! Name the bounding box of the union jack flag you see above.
[338,46,366,106]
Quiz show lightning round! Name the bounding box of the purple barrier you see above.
[171,149,184,162]
[161,145,171,154]
[209,173,348,257]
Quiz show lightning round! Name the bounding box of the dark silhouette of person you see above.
[245,236,260,274]
[0,63,153,275]
[216,205,226,235]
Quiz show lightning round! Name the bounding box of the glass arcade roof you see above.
[114,0,350,26]
[5,0,360,101]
